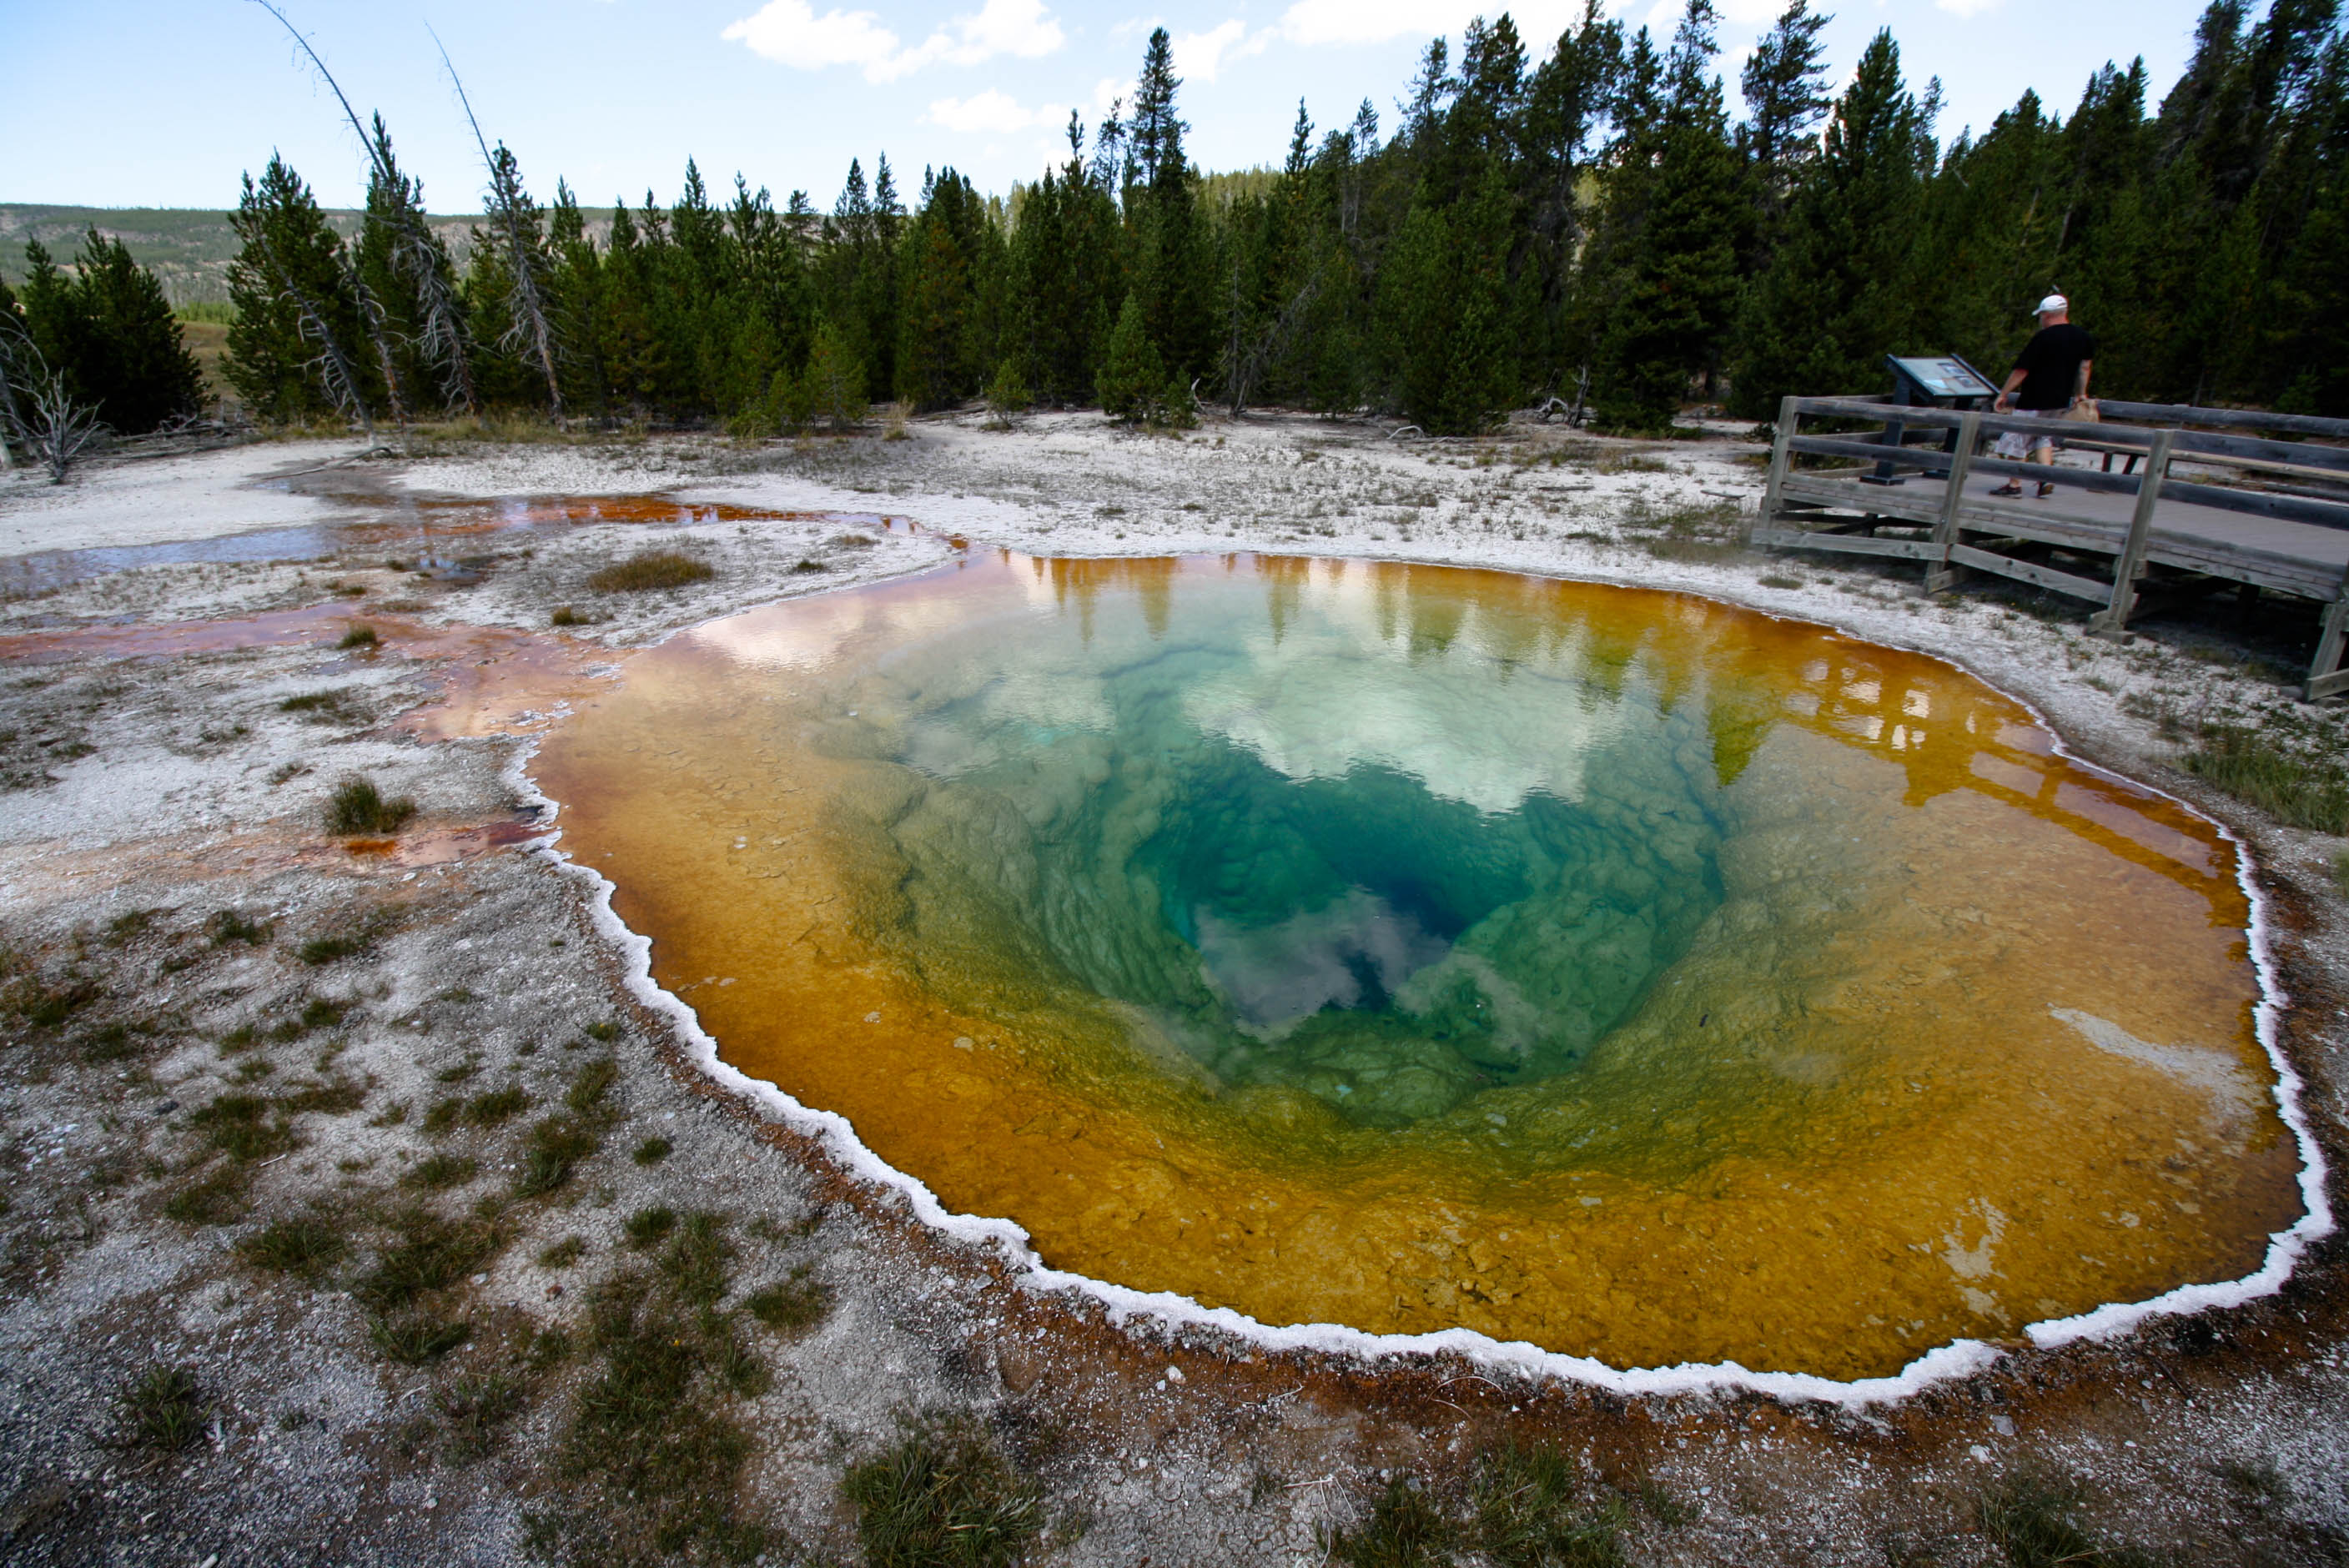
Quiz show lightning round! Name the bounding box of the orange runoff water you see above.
[531,551,2303,1379]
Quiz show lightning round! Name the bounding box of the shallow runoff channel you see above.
[528,547,2327,1393]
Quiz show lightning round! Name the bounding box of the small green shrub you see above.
[1474,1446,1627,1568]
[338,625,380,650]
[587,550,714,595]
[325,777,416,835]
[514,1113,599,1197]
[297,931,368,965]
[550,605,586,627]
[632,1136,672,1166]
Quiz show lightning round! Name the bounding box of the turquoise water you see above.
[884,615,1728,1127]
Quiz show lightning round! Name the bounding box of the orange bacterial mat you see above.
[531,552,2306,1379]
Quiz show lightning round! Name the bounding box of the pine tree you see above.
[12,232,202,435]
[1099,293,1165,419]
[225,155,370,427]
[1588,0,1746,428]
[1728,29,1933,418]
[1737,0,1834,273]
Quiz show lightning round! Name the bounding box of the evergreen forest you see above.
[13,0,2349,440]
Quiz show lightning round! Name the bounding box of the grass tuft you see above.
[163,1164,248,1224]
[238,1216,350,1279]
[208,909,271,946]
[1325,1478,1456,1568]
[1978,1473,2159,1568]
[190,1092,297,1162]
[370,1309,472,1364]
[632,1135,673,1166]
[338,624,380,650]
[325,777,416,835]
[1474,1446,1627,1567]
[659,1212,735,1307]
[354,1207,503,1312]
[439,1373,521,1461]
[565,1058,619,1114]
[2182,723,2349,833]
[465,1083,531,1126]
[587,550,715,595]
[556,1271,764,1559]
[116,1365,206,1454]
[514,1113,599,1198]
[624,1205,679,1249]
[744,1264,832,1334]
[406,1152,480,1190]
[843,1415,1044,1568]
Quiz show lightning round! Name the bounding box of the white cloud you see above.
[722,0,906,73]
[1274,0,1584,48]
[1173,18,1270,83]
[724,0,1065,81]
[927,88,1064,133]
[951,0,1064,60]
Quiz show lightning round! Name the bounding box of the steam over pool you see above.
[535,551,2304,1379]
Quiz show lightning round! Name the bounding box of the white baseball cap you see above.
[2035,294,2069,314]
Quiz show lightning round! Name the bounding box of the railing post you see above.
[1751,395,1796,545]
[1923,410,1982,595]
[2308,581,2349,701]
[2090,428,2175,638]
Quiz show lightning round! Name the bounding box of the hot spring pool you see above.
[532,551,2307,1380]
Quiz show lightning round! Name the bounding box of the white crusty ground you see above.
[0,411,2343,1565]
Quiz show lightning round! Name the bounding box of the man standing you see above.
[1988,294,2095,498]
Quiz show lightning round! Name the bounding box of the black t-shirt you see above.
[2011,323,2095,410]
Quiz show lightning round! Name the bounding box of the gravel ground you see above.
[0,410,2344,1566]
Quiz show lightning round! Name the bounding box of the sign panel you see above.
[1889,356,1999,400]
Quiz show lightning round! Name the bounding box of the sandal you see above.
[1989,481,2025,498]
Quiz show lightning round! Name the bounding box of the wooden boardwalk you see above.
[1748,395,2349,699]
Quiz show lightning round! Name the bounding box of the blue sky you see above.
[3,0,2212,214]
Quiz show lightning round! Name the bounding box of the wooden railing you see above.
[1751,395,2349,700]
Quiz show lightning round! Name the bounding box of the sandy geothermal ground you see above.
[0,407,2346,1567]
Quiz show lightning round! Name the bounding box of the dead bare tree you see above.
[435,31,564,421]
[249,2,462,423]
[0,316,105,483]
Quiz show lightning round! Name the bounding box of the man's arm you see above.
[1994,365,2028,410]
[2074,358,2093,400]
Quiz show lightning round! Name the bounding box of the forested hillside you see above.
[15,0,2349,440]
